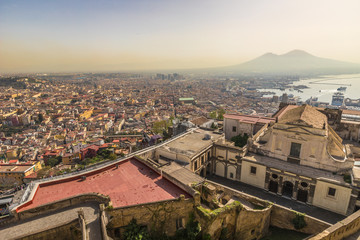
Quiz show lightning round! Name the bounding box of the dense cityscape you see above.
[1,0,360,239]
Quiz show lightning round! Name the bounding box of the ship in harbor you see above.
[337,86,347,91]
[331,92,345,106]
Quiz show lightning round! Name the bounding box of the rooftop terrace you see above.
[18,158,191,212]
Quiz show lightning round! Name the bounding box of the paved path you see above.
[0,202,102,240]
[206,175,346,224]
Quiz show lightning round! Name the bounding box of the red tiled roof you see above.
[18,158,191,212]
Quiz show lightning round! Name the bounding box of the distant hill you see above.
[215,50,360,75]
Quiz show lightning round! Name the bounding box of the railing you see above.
[13,128,197,209]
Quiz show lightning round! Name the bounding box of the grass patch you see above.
[261,226,309,240]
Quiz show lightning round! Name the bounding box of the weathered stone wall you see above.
[196,202,272,240]
[106,197,195,238]
[306,210,360,240]
[15,193,110,221]
[205,180,330,238]
[15,218,82,240]
[197,182,272,240]
[270,204,330,235]
[100,204,109,240]
[236,207,271,240]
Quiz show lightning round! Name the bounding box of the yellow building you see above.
[0,162,40,186]
[79,109,94,120]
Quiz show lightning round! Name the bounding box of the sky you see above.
[1,0,360,73]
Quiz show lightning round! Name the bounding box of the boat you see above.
[337,86,347,91]
[331,92,345,106]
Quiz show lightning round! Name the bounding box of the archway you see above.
[282,181,293,198]
[297,189,308,203]
[268,180,278,193]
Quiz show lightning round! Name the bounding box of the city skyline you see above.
[1,0,360,73]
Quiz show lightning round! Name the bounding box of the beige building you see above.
[223,114,274,140]
[212,105,359,215]
[155,128,223,176]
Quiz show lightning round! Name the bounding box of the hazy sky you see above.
[1,0,360,73]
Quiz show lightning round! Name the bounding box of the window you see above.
[328,187,336,197]
[230,172,234,179]
[176,218,184,230]
[290,142,301,158]
[201,156,204,164]
[232,126,236,132]
[250,166,257,175]
[194,161,198,170]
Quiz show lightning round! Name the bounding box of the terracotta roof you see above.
[278,105,327,129]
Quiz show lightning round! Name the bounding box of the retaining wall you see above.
[306,210,360,240]
[15,193,110,221]
[106,196,195,238]
[15,218,82,240]
[270,204,330,235]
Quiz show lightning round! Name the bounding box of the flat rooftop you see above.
[159,129,223,159]
[224,114,275,124]
[18,158,191,212]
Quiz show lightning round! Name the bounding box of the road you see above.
[0,202,102,240]
[206,175,346,224]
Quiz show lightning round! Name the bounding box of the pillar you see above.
[264,171,270,191]
[277,176,283,195]
[292,181,299,200]
[308,184,315,204]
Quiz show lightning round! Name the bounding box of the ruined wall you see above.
[236,207,271,240]
[106,197,195,238]
[195,201,271,240]
[15,193,110,221]
[197,182,272,240]
[307,210,360,240]
[15,218,82,240]
[270,204,330,235]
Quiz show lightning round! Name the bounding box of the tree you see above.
[152,120,172,135]
[231,133,248,148]
[123,219,150,240]
[209,111,217,119]
[46,156,61,167]
[108,153,117,160]
[35,166,51,178]
[218,108,225,120]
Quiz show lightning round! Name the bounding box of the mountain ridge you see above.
[215,50,360,75]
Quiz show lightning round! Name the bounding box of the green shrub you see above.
[231,133,248,148]
[292,212,307,229]
[123,219,150,240]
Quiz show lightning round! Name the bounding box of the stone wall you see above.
[306,210,360,240]
[14,193,110,221]
[236,206,271,239]
[106,196,195,238]
[15,218,82,240]
[270,204,330,235]
[197,181,272,239]
[205,180,331,238]
[196,202,272,240]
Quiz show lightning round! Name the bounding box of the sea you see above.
[258,73,360,104]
